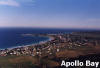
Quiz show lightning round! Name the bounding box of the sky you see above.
[0,0,100,29]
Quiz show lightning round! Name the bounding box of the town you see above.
[0,32,100,58]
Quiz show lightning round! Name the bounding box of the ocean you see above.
[0,28,97,49]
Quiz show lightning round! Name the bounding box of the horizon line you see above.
[0,27,100,31]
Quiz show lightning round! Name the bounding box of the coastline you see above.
[0,35,54,50]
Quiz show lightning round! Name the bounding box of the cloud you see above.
[0,0,20,7]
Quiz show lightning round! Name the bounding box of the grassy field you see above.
[0,55,59,68]
[0,56,39,68]
[56,45,100,59]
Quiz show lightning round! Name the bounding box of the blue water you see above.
[0,28,98,49]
